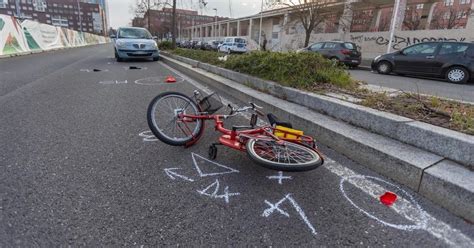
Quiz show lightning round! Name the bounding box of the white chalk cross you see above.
[267,171,292,185]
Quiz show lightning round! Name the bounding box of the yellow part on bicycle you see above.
[274,125,303,140]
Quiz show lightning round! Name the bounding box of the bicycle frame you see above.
[179,113,316,151]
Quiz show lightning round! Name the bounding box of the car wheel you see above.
[377,61,392,74]
[116,56,123,62]
[153,57,159,61]
[446,66,469,84]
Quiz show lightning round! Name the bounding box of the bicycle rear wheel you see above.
[246,139,323,172]
[147,92,204,146]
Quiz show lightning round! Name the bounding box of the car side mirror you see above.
[109,34,116,39]
[152,36,158,40]
[398,50,405,55]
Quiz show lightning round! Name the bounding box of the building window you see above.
[33,0,47,12]
[0,0,8,8]
[460,0,470,4]
[416,4,424,9]
[51,15,69,27]
[444,0,454,6]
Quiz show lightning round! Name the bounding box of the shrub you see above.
[171,49,356,89]
[158,41,173,50]
[172,48,224,66]
[223,51,355,89]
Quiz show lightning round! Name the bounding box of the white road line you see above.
[160,61,474,247]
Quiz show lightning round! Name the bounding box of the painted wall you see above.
[0,14,108,56]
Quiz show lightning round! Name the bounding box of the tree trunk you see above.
[304,29,311,47]
[171,0,177,49]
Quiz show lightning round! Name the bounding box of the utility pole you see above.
[77,0,83,38]
[171,0,177,48]
[258,0,263,50]
[15,0,21,17]
[147,0,151,31]
[387,0,401,53]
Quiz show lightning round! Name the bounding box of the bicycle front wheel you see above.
[147,92,204,146]
[246,139,323,172]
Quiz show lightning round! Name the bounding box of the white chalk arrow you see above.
[164,168,195,182]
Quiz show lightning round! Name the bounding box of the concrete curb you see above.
[164,52,473,169]
[161,54,474,222]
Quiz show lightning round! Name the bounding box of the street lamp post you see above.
[77,0,83,39]
[387,0,401,53]
[213,8,217,38]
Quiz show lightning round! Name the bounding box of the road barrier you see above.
[0,14,107,57]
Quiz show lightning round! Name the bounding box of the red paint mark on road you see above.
[380,192,398,206]
[165,75,177,83]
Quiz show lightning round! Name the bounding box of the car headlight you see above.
[373,55,381,61]
[116,40,126,48]
[152,41,158,49]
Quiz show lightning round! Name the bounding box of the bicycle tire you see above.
[246,139,323,172]
[147,92,204,146]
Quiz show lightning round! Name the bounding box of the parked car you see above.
[219,37,247,54]
[298,41,361,67]
[194,41,206,50]
[205,40,220,51]
[111,27,159,62]
[372,42,474,84]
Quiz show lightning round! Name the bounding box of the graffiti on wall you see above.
[350,34,468,50]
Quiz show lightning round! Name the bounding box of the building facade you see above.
[140,8,228,39]
[183,0,474,59]
[0,0,108,35]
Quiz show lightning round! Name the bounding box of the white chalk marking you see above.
[161,60,474,246]
[325,159,474,247]
[99,80,128,85]
[191,153,239,177]
[340,175,427,231]
[197,179,240,204]
[134,76,185,85]
[267,171,292,185]
[262,194,317,236]
[164,168,195,182]
[80,69,91,72]
[138,131,158,142]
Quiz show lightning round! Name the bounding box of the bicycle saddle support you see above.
[267,113,293,128]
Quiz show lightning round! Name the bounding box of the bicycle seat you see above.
[267,113,293,128]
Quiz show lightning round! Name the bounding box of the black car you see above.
[298,41,362,67]
[372,42,474,84]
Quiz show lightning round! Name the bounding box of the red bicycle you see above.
[147,90,324,171]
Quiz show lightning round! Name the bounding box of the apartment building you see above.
[0,0,108,35]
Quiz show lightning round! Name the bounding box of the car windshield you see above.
[235,38,246,43]
[118,28,152,39]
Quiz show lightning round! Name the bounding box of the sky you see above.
[109,0,264,29]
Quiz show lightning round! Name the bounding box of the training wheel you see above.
[208,145,217,160]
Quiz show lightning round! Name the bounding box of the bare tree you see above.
[403,6,422,30]
[430,5,472,30]
[283,0,344,47]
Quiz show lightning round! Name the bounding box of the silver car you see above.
[111,27,159,62]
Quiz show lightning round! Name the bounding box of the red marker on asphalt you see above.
[380,192,398,206]
[165,75,177,83]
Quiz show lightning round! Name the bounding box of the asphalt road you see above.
[349,69,474,103]
[1,45,473,246]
